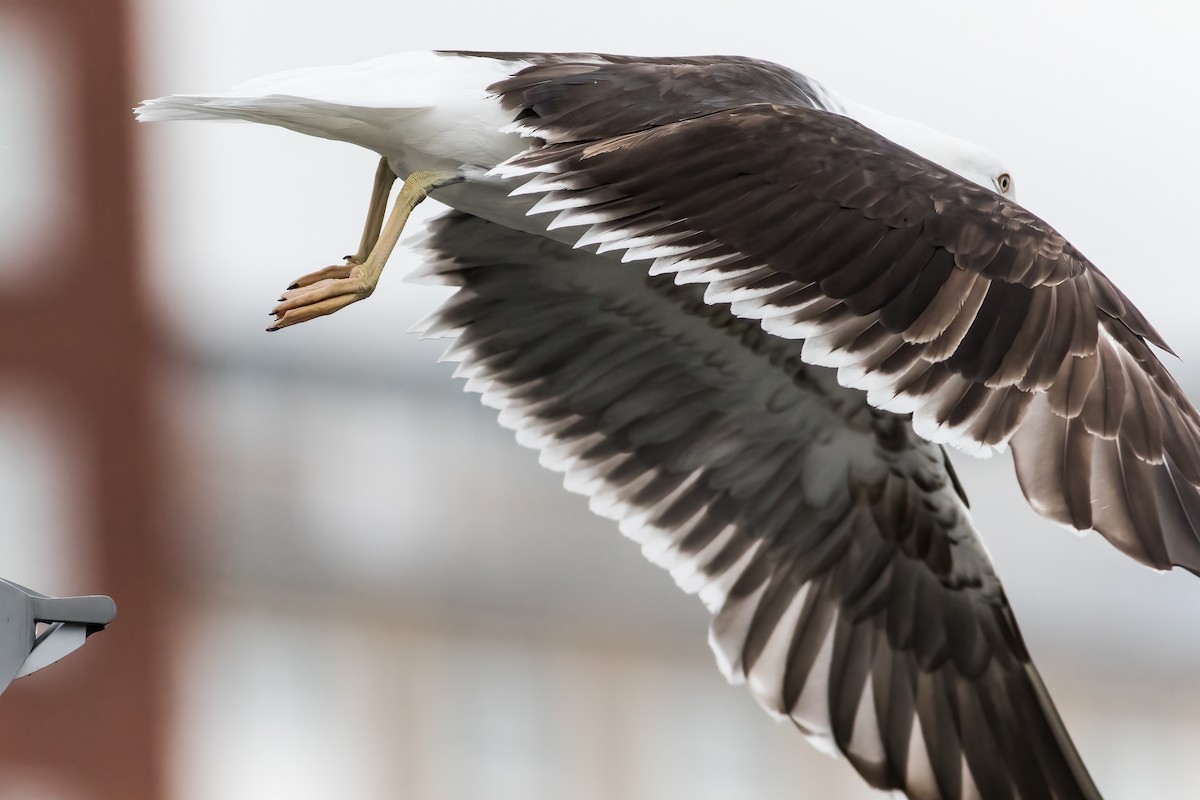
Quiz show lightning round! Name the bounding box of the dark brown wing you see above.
[492,102,1200,575]
[444,50,832,142]
[412,210,1101,800]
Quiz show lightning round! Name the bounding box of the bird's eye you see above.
[997,173,1012,194]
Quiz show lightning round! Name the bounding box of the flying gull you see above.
[136,51,1200,800]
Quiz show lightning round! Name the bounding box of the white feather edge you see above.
[491,158,1014,458]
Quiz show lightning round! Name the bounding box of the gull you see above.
[137,50,1200,800]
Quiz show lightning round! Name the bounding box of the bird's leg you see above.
[268,164,461,331]
[285,157,397,290]
[353,157,399,263]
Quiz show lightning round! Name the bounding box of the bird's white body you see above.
[137,50,1012,233]
[146,52,522,164]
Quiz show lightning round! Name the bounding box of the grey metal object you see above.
[0,578,116,697]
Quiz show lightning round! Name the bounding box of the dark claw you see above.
[287,282,299,290]
[266,325,279,332]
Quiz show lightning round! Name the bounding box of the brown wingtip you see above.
[1137,315,1178,358]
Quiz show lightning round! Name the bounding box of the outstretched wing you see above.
[412,210,1101,800]
[491,102,1200,576]
[445,50,835,142]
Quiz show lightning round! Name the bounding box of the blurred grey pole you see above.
[0,579,116,697]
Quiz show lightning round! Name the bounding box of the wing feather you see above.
[414,211,1102,799]
[493,102,1200,574]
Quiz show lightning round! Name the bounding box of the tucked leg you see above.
[269,166,460,331]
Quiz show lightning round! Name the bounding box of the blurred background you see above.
[2,0,1200,797]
